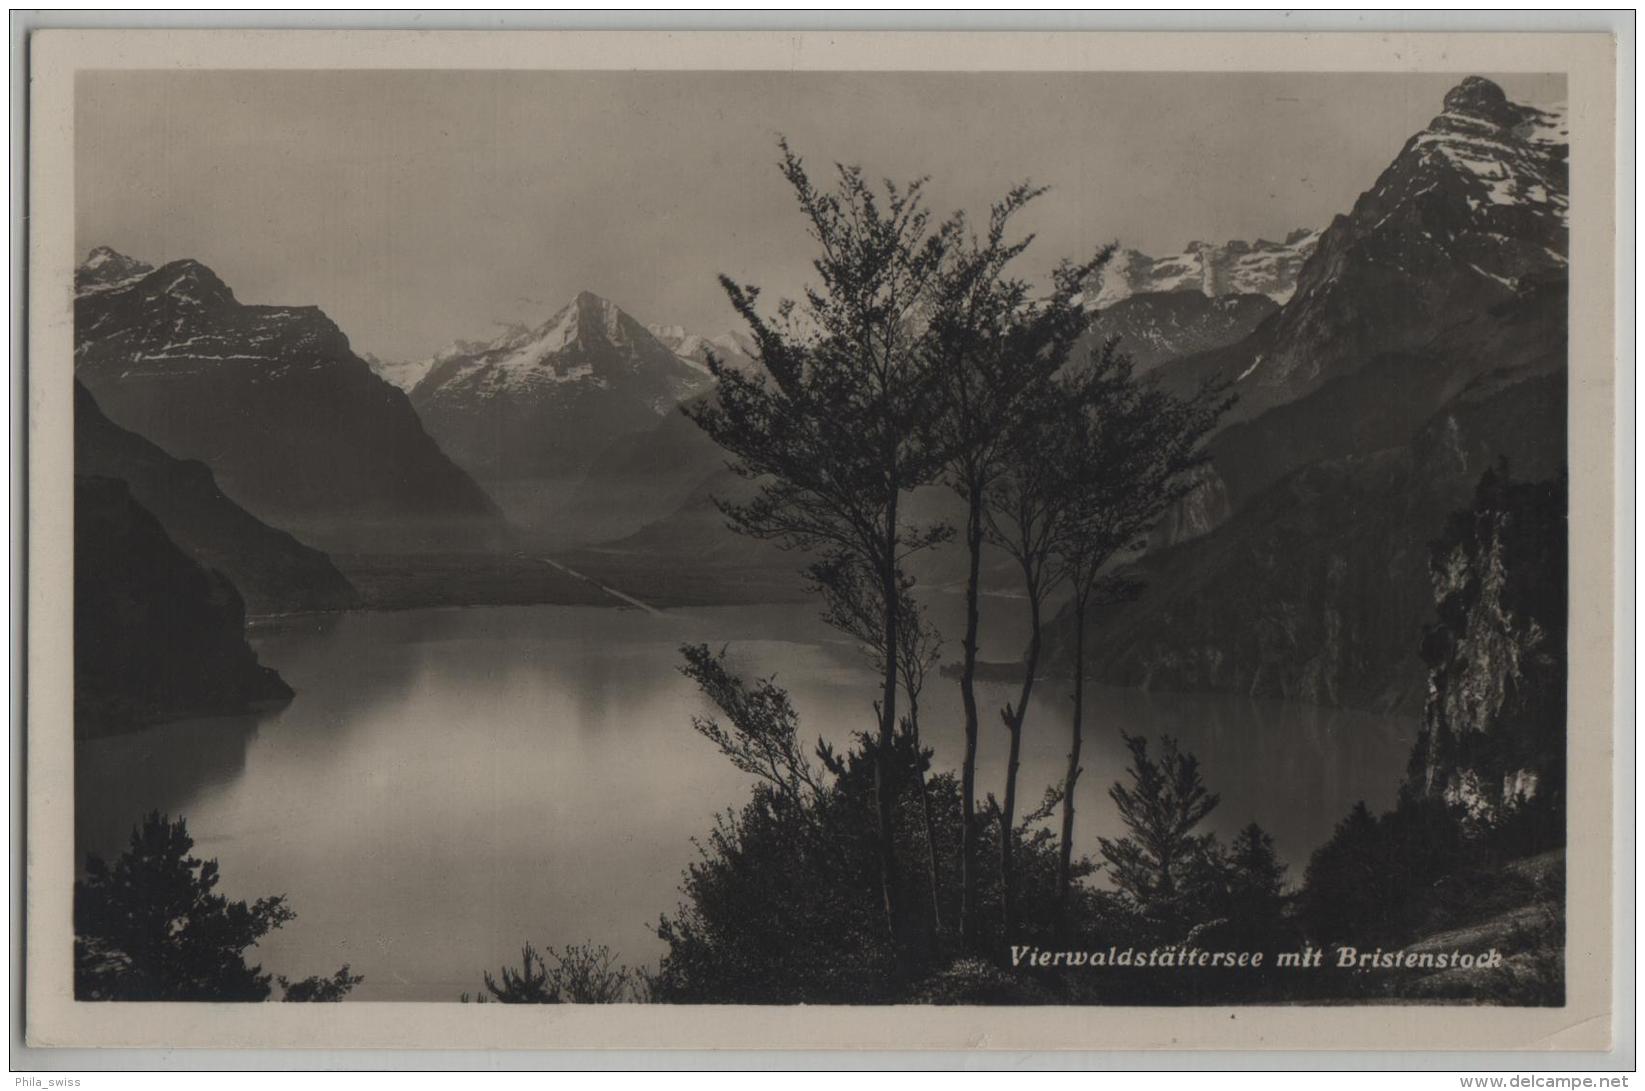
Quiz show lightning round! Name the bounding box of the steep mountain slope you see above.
[1208,277,1566,510]
[1165,77,1567,422]
[1083,291,1279,372]
[552,393,728,545]
[75,476,292,737]
[359,351,434,394]
[545,325,762,545]
[410,291,715,531]
[1049,359,1565,713]
[75,380,356,615]
[1045,77,1569,713]
[74,251,503,553]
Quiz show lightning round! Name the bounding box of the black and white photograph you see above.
[20,26,1625,1055]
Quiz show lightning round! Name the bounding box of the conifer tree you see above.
[74,812,357,1002]
[1098,734,1222,926]
[1227,822,1288,926]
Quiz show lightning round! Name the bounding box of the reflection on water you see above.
[75,713,269,866]
[75,602,1418,1001]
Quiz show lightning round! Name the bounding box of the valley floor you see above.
[332,552,613,611]
[328,549,811,612]
[548,549,810,608]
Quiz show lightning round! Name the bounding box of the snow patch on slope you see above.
[1088,230,1320,309]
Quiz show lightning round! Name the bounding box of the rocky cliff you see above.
[75,476,292,737]
[1048,335,1566,714]
[1412,469,1567,828]
[75,380,356,616]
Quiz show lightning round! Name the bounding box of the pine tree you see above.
[1226,822,1288,942]
[280,965,366,1002]
[1098,734,1222,927]
[470,943,638,1004]
[74,812,357,1002]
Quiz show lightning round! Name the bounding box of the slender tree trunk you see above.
[907,698,944,945]
[957,489,984,950]
[875,493,904,979]
[998,580,1042,939]
[1056,594,1088,939]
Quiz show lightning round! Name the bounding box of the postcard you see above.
[22,26,1622,1054]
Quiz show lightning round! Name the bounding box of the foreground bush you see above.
[75,811,358,1002]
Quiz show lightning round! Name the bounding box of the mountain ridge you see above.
[75,475,293,737]
[1049,76,1570,713]
[73,249,504,553]
[407,290,717,533]
[1208,77,1568,419]
[1085,229,1320,309]
[75,379,357,615]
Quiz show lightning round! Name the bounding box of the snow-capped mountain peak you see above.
[408,291,718,492]
[75,246,155,296]
[1221,76,1569,411]
[72,252,501,546]
[414,290,710,406]
[1086,230,1320,310]
[1396,77,1569,227]
[647,323,759,376]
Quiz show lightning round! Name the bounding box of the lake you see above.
[75,601,1418,1001]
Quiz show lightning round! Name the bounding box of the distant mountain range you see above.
[1083,228,1320,309]
[1163,77,1568,422]
[645,325,760,375]
[558,239,1313,561]
[74,250,503,553]
[69,74,1569,724]
[1069,230,1314,379]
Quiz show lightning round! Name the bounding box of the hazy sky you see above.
[76,70,1564,362]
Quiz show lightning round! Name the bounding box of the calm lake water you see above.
[76,601,1417,1001]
